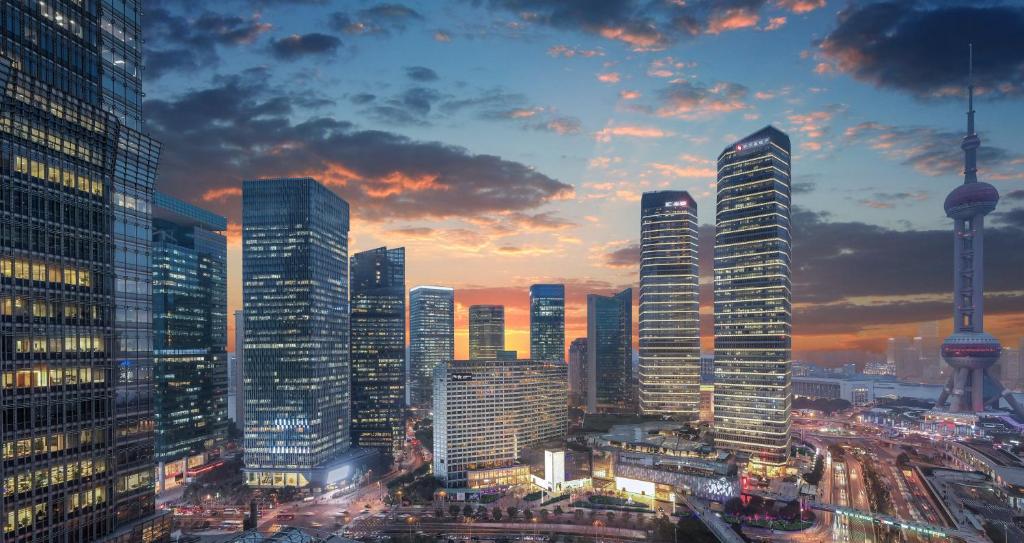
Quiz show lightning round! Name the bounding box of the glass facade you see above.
[350,247,406,454]
[1,0,168,540]
[529,284,565,362]
[152,193,228,491]
[468,305,504,360]
[408,286,454,409]
[713,126,792,471]
[638,191,700,420]
[568,337,587,407]
[586,289,633,414]
[242,178,351,488]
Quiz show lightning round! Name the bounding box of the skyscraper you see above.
[152,193,228,492]
[638,191,700,420]
[232,309,245,431]
[242,178,352,488]
[351,247,407,454]
[714,126,793,473]
[469,305,505,360]
[1,1,169,540]
[568,338,588,407]
[586,289,633,414]
[936,58,1024,418]
[409,286,455,409]
[530,284,565,362]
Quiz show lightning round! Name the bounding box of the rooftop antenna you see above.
[962,43,979,184]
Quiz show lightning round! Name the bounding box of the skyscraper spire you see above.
[962,43,980,184]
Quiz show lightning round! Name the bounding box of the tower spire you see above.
[962,43,979,184]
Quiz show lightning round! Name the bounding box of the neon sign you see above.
[735,137,770,152]
[665,200,688,207]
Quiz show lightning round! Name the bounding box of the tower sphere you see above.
[944,181,998,219]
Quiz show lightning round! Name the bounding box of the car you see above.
[311,522,323,528]
[277,514,295,521]
[302,512,315,517]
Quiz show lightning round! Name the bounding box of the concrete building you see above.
[408,286,455,409]
[714,126,793,472]
[433,359,568,489]
[793,376,944,405]
[638,191,700,420]
[152,193,229,492]
[242,178,353,488]
[468,305,504,360]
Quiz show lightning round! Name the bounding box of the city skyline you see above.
[142,1,1024,361]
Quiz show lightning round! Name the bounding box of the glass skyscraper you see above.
[529,284,565,362]
[714,126,793,472]
[469,305,504,360]
[1,0,168,540]
[242,178,351,488]
[586,289,633,414]
[639,191,700,420]
[350,247,406,454]
[152,193,228,492]
[568,337,588,407]
[409,286,455,409]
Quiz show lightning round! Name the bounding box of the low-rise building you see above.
[949,441,1024,511]
[433,359,567,489]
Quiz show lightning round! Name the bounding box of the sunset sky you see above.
[143,0,1024,360]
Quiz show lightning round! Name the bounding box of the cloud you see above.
[775,0,826,14]
[328,3,424,36]
[594,124,672,143]
[547,45,604,58]
[647,80,749,120]
[764,16,787,31]
[601,242,641,269]
[268,33,341,59]
[1004,189,1024,201]
[365,87,445,126]
[201,187,242,202]
[856,191,928,209]
[619,90,641,100]
[844,121,1024,180]
[994,208,1024,230]
[434,30,452,42]
[143,8,272,78]
[818,1,1024,98]
[597,72,621,84]
[478,106,582,135]
[405,66,439,81]
[650,163,716,179]
[145,72,573,225]
[706,7,760,34]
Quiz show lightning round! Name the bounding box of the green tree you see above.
[507,506,518,520]
[449,504,460,517]
[492,507,502,521]
[539,509,549,522]
[523,508,533,521]
[553,505,564,516]
[462,504,474,517]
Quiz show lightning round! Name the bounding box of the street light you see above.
[406,515,417,538]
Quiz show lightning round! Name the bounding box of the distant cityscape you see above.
[3,2,1024,543]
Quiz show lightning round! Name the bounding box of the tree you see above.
[449,504,460,517]
[462,504,474,517]
[491,507,502,521]
[434,508,443,519]
[477,505,487,517]
[539,509,549,522]
[606,511,615,524]
[523,508,533,522]
[507,506,518,520]
[553,505,564,516]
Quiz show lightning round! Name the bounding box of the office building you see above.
[152,193,229,492]
[409,286,455,409]
[1,0,169,540]
[232,309,245,431]
[937,73,1024,418]
[530,284,565,362]
[433,359,568,489]
[638,191,700,420]
[568,338,588,407]
[714,126,793,472]
[350,247,406,454]
[242,178,352,488]
[586,289,633,414]
[700,354,715,384]
[469,305,504,360]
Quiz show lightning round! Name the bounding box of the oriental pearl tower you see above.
[936,46,1024,418]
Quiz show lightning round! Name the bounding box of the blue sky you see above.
[143,0,1024,357]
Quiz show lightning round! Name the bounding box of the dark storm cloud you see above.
[467,0,823,50]
[405,66,440,82]
[143,7,272,78]
[268,33,342,59]
[819,1,1024,98]
[603,243,640,268]
[994,208,1024,230]
[144,73,573,224]
[329,3,424,36]
[1005,189,1024,201]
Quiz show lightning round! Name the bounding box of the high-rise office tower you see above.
[242,178,352,488]
[586,289,633,414]
[351,247,407,454]
[152,193,228,492]
[530,284,565,362]
[232,309,245,431]
[1,1,169,540]
[937,61,1024,418]
[568,338,588,407]
[638,191,700,420]
[469,305,505,360]
[714,126,793,473]
[409,286,455,409]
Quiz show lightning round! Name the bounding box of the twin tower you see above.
[639,126,793,473]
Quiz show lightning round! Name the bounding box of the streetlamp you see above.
[406,515,416,538]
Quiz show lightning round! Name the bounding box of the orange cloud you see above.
[765,16,787,31]
[706,8,759,34]
[594,125,671,143]
[224,221,242,246]
[815,62,834,74]
[598,26,666,51]
[547,45,604,58]
[362,172,445,198]
[433,30,451,42]
[597,72,621,84]
[776,0,827,14]
[650,162,716,179]
[201,187,242,202]
[619,90,641,100]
